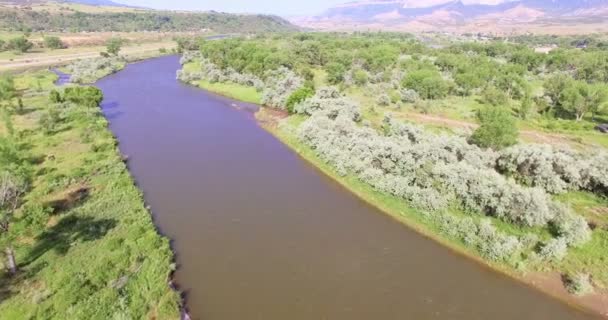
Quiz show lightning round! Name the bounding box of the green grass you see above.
[0,71,181,319]
[195,80,262,104]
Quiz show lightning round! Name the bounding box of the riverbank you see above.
[183,71,608,318]
[0,69,181,318]
[255,108,608,318]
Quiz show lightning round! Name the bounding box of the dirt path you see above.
[0,42,174,71]
[402,112,582,147]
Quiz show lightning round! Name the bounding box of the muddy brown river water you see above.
[96,55,598,320]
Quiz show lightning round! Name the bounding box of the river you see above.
[96,55,597,320]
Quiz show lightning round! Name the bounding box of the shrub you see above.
[402,69,449,100]
[551,205,591,247]
[539,237,568,261]
[470,107,518,150]
[7,36,33,53]
[400,89,420,103]
[286,86,314,114]
[565,273,594,296]
[481,86,509,106]
[106,37,124,56]
[376,93,391,106]
[353,69,369,86]
[497,144,608,197]
[43,36,64,49]
[261,67,304,109]
[67,57,125,84]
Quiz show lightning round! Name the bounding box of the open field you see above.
[0,69,181,318]
[0,41,176,71]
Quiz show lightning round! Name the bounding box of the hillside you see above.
[0,1,299,33]
[293,0,608,35]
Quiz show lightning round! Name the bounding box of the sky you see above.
[114,0,346,16]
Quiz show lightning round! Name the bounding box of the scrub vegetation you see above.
[0,71,180,318]
[0,4,298,33]
[179,32,608,306]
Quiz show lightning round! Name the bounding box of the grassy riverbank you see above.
[0,70,181,318]
[256,109,608,317]
[190,73,607,316]
[195,80,261,104]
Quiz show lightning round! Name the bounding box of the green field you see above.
[0,70,181,319]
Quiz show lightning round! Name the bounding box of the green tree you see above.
[7,36,33,53]
[543,74,571,111]
[470,107,519,150]
[106,37,124,56]
[326,62,346,85]
[43,36,64,49]
[402,69,449,100]
[0,170,27,275]
[481,86,509,107]
[286,87,314,114]
[0,75,16,109]
[559,81,608,121]
[353,69,368,86]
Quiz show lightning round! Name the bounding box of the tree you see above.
[481,86,509,107]
[326,62,346,85]
[402,69,449,100]
[470,107,519,150]
[0,171,27,275]
[543,74,570,112]
[43,36,64,50]
[7,36,33,53]
[559,81,608,121]
[0,75,16,109]
[106,37,124,56]
[286,86,314,114]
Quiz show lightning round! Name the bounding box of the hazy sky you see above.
[114,0,346,15]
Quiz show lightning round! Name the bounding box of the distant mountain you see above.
[293,0,608,34]
[2,0,128,6]
[63,0,128,6]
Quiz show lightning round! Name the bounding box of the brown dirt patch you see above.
[255,107,289,128]
[527,271,608,318]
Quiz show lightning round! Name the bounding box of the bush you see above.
[481,86,509,106]
[565,273,594,296]
[286,86,314,114]
[7,36,33,53]
[402,69,449,100]
[261,67,304,109]
[67,57,125,84]
[353,69,369,86]
[400,89,420,103]
[470,107,518,150]
[106,37,124,56]
[497,144,608,196]
[539,237,568,261]
[43,36,64,49]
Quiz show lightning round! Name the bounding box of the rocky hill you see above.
[293,0,608,34]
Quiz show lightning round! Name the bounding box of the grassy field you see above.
[0,70,181,319]
[0,41,176,72]
[195,80,262,104]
